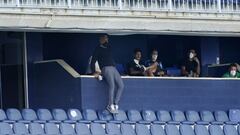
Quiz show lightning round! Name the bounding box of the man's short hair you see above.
[134,48,142,54]
[151,49,158,53]
[230,63,237,68]
[99,34,108,39]
[189,49,196,54]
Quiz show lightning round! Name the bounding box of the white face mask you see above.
[152,55,158,61]
[230,70,237,76]
[189,53,194,59]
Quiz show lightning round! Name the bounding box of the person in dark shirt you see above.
[91,35,124,114]
[128,48,147,76]
[181,49,201,77]
[145,49,165,76]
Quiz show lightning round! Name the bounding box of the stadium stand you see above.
[0,108,239,134]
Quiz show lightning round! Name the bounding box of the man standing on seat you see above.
[91,34,124,114]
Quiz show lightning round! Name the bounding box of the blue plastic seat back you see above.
[83,109,98,121]
[22,109,38,121]
[186,111,200,122]
[106,123,121,135]
[0,109,7,121]
[136,124,151,135]
[121,123,136,135]
[151,124,166,135]
[29,122,44,134]
[6,108,23,121]
[142,110,157,122]
[75,123,91,135]
[128,110,142,122]
[209,125,224,135]
[68,109,83,121]
[113,110,128,121]
[60,123,75,134]
[200,111,215,122]
[0,123,13,134]
[214,111,229,122]
[52,109,68,121]
[44,123,60,134]
[224,125,238,135]
[90,123,106,135]
[179,125,194,135]
[37,109,53,121]
[229,109,240,122]
[194,125,209,135]
[98,110,113,121]
[13,123,29,134]
[156,110,172,122]
[171,110,186,122]
[165,124,180,135]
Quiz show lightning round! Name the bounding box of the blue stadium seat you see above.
[22,109,43,123]
[121,123,136,135]
[165,124,180,135]
[67,108,90,123]
[194,125,209,135]
[0,109,13,123]
[150,124,166,135]
[186,110,208,125]
[98,110,113,121]
[60,123,76,135]
[156,110,172,123]
[214,111,235,124]
[142,110,159,123]
[136,123,151,135]
[75,123,91,135]
[229,109,240,123]
[29,122,44,135]
[223,125,238,135]
[200,111,220,124]
[171,110,192,124]
[179,125,195,135]
[128,110,149,124]
[0,122,13,134]
[106,123,121,135]
[44,123,60,134]
[52,109,69,123]
[113,110,132,123]
[37,109,56,122]
[209,125,224,135]
[83,109,105,123]
[7,108,30,123]
[90,123,106,135]
[13,122,29,134]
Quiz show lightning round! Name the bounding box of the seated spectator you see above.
[145,49,165,76]
[128,48,146,76]
[223,63,240,78]
[181,49,200,77]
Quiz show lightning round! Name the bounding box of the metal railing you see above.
[0,0,239,13]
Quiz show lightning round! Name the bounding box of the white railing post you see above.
[16,0,20,6]
[68,0,72,7]
[217,0,221,12]
[168,0,173,11]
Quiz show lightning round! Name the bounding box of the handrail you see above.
[34,59,81,78]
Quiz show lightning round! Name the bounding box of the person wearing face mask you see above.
[145,49,165,76]
[223,63,240,78]
[91,34,124,114]
[128,48,147,76]
[181,49,201,77]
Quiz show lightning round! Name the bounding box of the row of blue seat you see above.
[1,108,240,124]
[0,122,239,135]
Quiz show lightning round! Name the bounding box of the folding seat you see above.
[209,125,224,135]
[0,109,13,123]
[223,124,238,135]
[75,123,91,135]
[150,124,166,135]
[165,124,180,135]
[127,110,149,124]
[44,123,60,134]
[83,109,105,123]
[22,109,44,123]
[106,123,121,135]
[214,110,235,124]
[37,109,57,123]
[6,108,29,123]
[90,123,106,135]
[121,123,136,135]
[29,123,44,135]
[179,125,195,135]
[98,110,114,122]
[156,110,172,123]
[171,110,192,124]
[229,109,240,123]
[113,110,132,123]
[0,122,13,134]
[68,108,90,123]
[135,123,151,135]
[194,125,209,135]
[13,122,29,134]
[60,123,76,135]
[52,108,74,123]
[200,111,220,124]
[186,111,200,122]
[142,110,160,123]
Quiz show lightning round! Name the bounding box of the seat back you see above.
[194,125,209,135]
[209,125,224,135]
[106,123,121,135]
[52,109,68,121]
[0,123,13,134]
[165,124,180,135]
[121,123,136,135]
[98,110,113,121]
[0,109,7,121]
[200,111,215,122]
[171,110,186,122]
[60,123,75,135]
[75,123,91,135]
[13,123,29,134]
[136,124,151,135]
[91,123,106,135]
[214,111,229,122]
[223,125,238,135]
[6,108,22,121]
[186,111,200,122]
[142,110,157,122]
[22,109,38,121]
[179,125,195,135]
[151,124,166,135]
[229,109,240,122]
[29,123,44,135]
[67,109,83,121]
[44,123,60,134]
[113,110,128,121]
[37,109,53,121]
[156,110,172,122]
[127,110,142,122]
[83,109,98,121]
